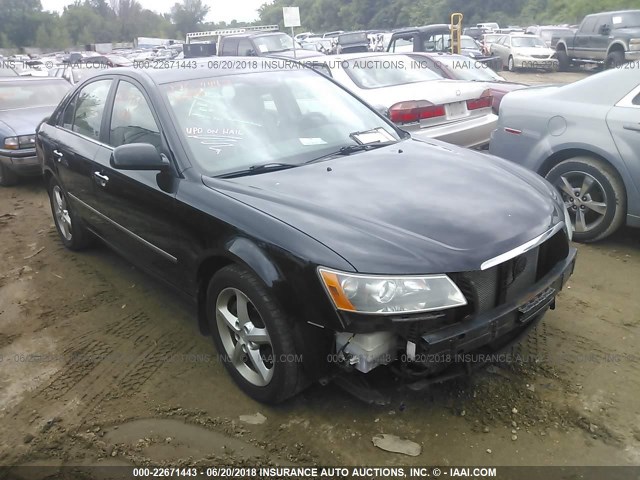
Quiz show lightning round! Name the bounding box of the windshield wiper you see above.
[218,163,298,178]
[306,141,398,164]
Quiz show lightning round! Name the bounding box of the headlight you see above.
[318,268,467,315]
[3,134,36,150]
[563,202,573,241]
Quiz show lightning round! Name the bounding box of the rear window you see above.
[343,55,442,89]
[0,80,70,110]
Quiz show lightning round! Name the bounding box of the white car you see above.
[305,53,498,149]
[490,34,558,72]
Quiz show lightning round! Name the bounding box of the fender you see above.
[226,236,281,288]
[606,41,628,56]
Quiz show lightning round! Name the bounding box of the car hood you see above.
[202,139,561,274]
[357,80,487,107]
[0,105,56,137]
[513,46,555,57]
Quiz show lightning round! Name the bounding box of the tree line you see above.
[1,0,640,50]
[258,0,640,31]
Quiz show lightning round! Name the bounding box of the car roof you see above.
[392,24,450,34]
[226,32,283,39]
[95,57,296,85]
[585,9,640,16]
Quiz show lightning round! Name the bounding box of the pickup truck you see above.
[218,32,323,59]
[183,29,325,60]
[556,10,640,70]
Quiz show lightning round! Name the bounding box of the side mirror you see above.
[110,143,169,171]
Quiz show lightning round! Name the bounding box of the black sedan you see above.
[0,77,70,186]
[36,60,577,403]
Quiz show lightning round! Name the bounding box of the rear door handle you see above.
[93,172,109,187]
[623,123,640,132]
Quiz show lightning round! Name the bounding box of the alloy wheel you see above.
[555,171,608,234]
[215,287,274,387]
[53,185,73,241]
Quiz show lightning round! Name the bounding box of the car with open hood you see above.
[36,59,576,403]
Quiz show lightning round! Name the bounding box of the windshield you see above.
[162,70,400,177]
[253,33,298,53]
[339,32,368,44]
[0,80,69,110]
[461,37,480,49]
[511,36,547,48]
[343,55,443,89]
[437,57,504,81]
[612,12,640,28]
[484,34,504,43]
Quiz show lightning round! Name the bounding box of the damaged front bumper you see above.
[333,247,577,383]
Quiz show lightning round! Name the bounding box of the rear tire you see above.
[605,50,624,69]
[206,265,304,404]
[0,162,19,187]
[545,157,626,242]
[47,177,93,250]
[556,49,570,72]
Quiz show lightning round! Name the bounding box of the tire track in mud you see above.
[31,306,199,427]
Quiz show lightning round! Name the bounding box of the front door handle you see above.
[623,123,640,133]
[93,171,109,187]
[53,149,63,162]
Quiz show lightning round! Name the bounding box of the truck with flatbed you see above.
[555,10,640,70]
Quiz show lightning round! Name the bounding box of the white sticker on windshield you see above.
[612,16,622,24]
[350,128,396,145]
[258,45,268,53]
[299,137,327,145]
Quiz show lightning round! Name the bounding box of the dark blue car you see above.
[0,77,70,186]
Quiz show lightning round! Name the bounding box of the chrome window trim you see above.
[54,125,114,151]
[68,193,177,264]
[480,221,565,270]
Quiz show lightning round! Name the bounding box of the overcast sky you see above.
[40,0,266,23]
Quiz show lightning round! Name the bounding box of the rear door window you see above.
[69,79,112,140]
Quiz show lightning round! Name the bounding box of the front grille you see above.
[454,229,569,316]
[531,54,551,59]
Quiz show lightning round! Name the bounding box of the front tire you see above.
[0,162,19,187]
[48,177,93,250]
[206,265,304,403]
[605,50,624,69]
[557,49,570,71]
[545,157,626,242]
[508,56,516,72]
